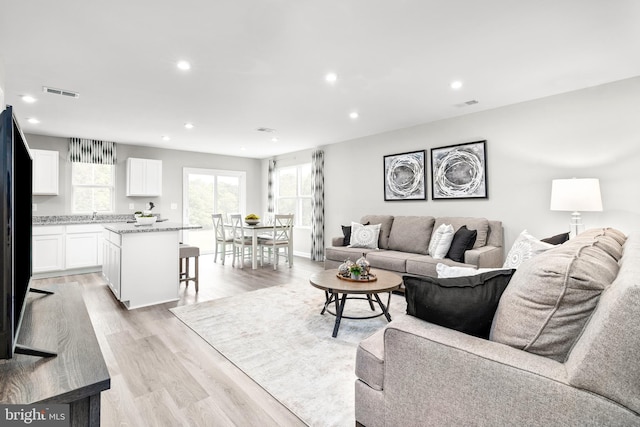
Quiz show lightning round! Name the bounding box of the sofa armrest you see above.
[381,315,637,426]
[464,245,503,268]
[331,236,345,246]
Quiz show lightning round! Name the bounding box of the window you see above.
[72,163,115,213]
[276,163,312,227]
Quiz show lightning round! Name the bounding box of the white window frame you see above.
[71,163,115,214]
[182,167,247,222]
[275,163,312,228]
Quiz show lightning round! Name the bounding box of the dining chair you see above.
[212,213,233,265]
[259,214,294,270]
[230,214,253,268]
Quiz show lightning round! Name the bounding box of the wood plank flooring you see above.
[32,254,326,427]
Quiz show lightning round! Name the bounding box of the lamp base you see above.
[569,211,584,239]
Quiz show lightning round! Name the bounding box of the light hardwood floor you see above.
[32,253,326,427]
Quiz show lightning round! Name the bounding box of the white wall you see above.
[322,76,640,252]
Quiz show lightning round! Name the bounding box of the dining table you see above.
[231,222,294,269]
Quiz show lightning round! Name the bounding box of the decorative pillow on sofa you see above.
[446,225,477,262]
[541,231,570,245]
[428,223,455,259]
[349,222,382,249]
[404,269,516,338]
[503,230,554,268]
[342,222,369,246]
[490,233,623,362]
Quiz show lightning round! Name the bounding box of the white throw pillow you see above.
[349,222,381,249]
[436,263,506,278]
[503,230,554,269]
[429,224,455,259]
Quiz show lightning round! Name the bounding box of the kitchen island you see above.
[102,222,201,310]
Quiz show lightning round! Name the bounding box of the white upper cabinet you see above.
[126,157,162,196]
[32,149,59,195]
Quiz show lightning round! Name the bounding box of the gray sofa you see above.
[325,215,504,277]
[355,228,640,426]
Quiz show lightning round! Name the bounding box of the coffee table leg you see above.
[373,292,393,322]
[366,294,375,311]
[332,293,347,338]
[321,290,331,315]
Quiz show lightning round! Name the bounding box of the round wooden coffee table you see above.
[309,269,402,337]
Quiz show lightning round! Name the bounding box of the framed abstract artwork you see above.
[431,140,487,199]
[383,150,426,201]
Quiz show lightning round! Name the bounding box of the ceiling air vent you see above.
[256,127,276,133]
[42,86,80,98]
[464,100,479,105]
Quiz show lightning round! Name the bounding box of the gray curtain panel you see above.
[267,159,276,213]
[311,150,325,261]
[68,138,117,164]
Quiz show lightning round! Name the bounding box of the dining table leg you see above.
[251,229,259,269]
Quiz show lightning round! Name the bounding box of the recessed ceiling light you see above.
[349,111,359,119]
[325,72,338,83]
[184,123,194,129]
[162,136,171,141]
[22,95,36,103]
[241,147,246,151]
[450,80,463,90]
[271,137,278,142]
[177,60,191,70]
[27,118,40,124]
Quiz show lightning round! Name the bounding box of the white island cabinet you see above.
[102,222,201,310]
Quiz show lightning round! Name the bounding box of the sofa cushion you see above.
[366,251,413,273]
[404,269,516,338]
[349,222,382,249]
[434,217,489,248]
[387,216,435,255]
[325,246,379,265]
[446,225,478,262]
[428,223,455,259]
[405,255,472,277]
[361,215,394,249]
[491,233,623,362]
[502,230,554,269]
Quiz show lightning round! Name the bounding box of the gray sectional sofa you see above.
[325,215,504,277]
[355,228,640,426]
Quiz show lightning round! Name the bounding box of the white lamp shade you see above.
[550,178,603,212]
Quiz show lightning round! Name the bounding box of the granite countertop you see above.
[103,222,202,234]
[33,214,143,225]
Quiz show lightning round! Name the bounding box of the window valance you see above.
[68,138,117,164]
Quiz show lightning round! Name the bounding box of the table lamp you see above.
[550,178,603,238]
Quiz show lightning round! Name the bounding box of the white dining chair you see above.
[259,214,294,270]
[212,213,233,265]
[230,214,253,268]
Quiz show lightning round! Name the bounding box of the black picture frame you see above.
[383,150,426,201]
[431,140,487,199]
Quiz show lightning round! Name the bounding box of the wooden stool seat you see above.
[179,244,200,292]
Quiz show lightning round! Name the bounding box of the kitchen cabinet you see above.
[65,224,103,269]
[33,226,65,273]
[126,157,162,196]
[102,230,121,299]
[32,149,59,195]
[33,224,104,277]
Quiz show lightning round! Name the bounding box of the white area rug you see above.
[171,282,407,427]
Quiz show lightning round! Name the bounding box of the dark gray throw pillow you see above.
[446,225,477,262]
[403,269,516,339]
[541,232,570,245]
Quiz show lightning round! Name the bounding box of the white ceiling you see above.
[1,1,640,159]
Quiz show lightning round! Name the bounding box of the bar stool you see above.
[179,244,200,292]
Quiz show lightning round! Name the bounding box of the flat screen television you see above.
[0,105,53,359]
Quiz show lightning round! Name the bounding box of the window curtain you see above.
[68,138,117,164]
[310,150,325,261]
[267,159,276,213]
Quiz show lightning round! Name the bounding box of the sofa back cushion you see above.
[490,229,624,362]
[360,215,394,249]
[434,217,489,248]
[387,216,435,255]
[565,232,640,414]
